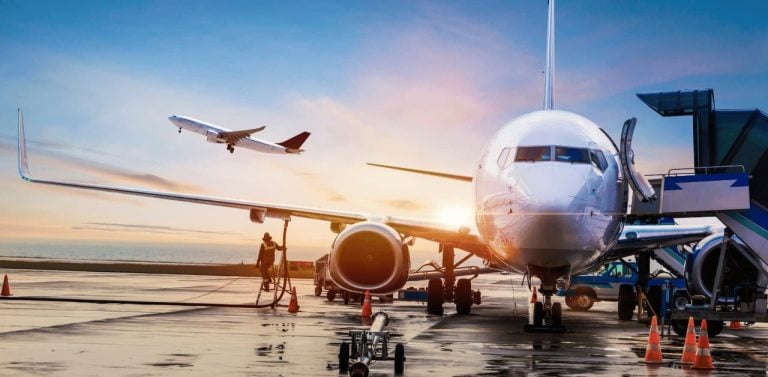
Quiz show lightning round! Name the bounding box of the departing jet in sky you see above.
[17,0,712,329]
[168,114,310,154]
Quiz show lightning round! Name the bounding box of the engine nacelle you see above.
[328,221,410,294]
[206,130,221,143]
[685,233,765,301]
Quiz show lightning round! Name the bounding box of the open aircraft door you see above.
[620,118,657,202]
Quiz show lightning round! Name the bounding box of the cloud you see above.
[287,169,347,203]
[73,222,238,236]
[0,133,124,159]
[0,137,206,193]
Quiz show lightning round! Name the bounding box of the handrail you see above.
[666,165,745,176]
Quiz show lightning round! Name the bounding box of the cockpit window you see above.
[497,147,512,168]
[515,146,551,162]
[554,146,589,164]
[590,149,608,171]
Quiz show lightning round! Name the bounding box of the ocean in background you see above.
[0,240,456,266]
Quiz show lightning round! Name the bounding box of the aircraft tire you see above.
[533,302,544,327]
[427,278,444,315]
[314,286,322,296]
[455,278,472,315]
[326,289,337,302]
[552,302,562,327]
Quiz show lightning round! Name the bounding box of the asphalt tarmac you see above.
[1,269,767,376]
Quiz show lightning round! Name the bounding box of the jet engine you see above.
[685,233,765,301]
[328,221,410,294]
[206,130,220,143]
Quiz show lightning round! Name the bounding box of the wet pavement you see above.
[1,269,767,376]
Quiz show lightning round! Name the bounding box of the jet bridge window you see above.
[514,146,551,162]
[554,146,589,164]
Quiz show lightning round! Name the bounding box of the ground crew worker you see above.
[256,232,284,291]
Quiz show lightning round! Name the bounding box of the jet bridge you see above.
[635,89,768,260]
[631,89,768,332]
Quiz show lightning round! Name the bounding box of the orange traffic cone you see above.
[644,315,663,364]
[530,286,538,304]
[361,290,372,318]
[1,275,11,297]
[287,287,299,313]
[692,319,714,369]
[680,317,697,364]
[729,320,742,329]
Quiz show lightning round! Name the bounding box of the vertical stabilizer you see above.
[543,0,555,110]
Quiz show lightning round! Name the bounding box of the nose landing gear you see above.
[524,267,568,333]
[526,288,565,332]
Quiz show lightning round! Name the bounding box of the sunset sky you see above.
[1,1,767,253]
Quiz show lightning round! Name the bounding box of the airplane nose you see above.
[507,164,590,214]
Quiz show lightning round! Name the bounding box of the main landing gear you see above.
[226,143,235,153]
[425,244,482,315]
[524,266,567,333]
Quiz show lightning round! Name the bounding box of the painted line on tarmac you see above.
[0,296,283,308]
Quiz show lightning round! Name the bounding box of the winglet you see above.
[277,131,311,153]
[17,109,31,180]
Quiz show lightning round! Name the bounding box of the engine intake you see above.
[686,233,765,301]
[329,222,410,294]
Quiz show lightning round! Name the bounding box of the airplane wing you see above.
[17,110,491,259]
[218,127,266,145]
[367,163,473,182]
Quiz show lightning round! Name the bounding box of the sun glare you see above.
[436,205,475,228]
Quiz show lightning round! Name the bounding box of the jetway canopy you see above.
[637,89,768,211]
[636,89,768,260]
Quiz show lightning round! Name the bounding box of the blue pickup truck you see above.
[556,261,689,312]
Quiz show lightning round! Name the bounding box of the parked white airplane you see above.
[17,0,711,328]
[168,114,310,154]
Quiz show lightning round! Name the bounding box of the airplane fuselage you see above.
[475,110,624,278]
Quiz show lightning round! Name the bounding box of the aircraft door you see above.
[620,118,657,202]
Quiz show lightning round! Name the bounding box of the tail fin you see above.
[543,0,555,110]
[277,131,311,152]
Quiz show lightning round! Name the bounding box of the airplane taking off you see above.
[168,114,310,154]
[17,0,712,329]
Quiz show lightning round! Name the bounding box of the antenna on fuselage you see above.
[543,0,555,110]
